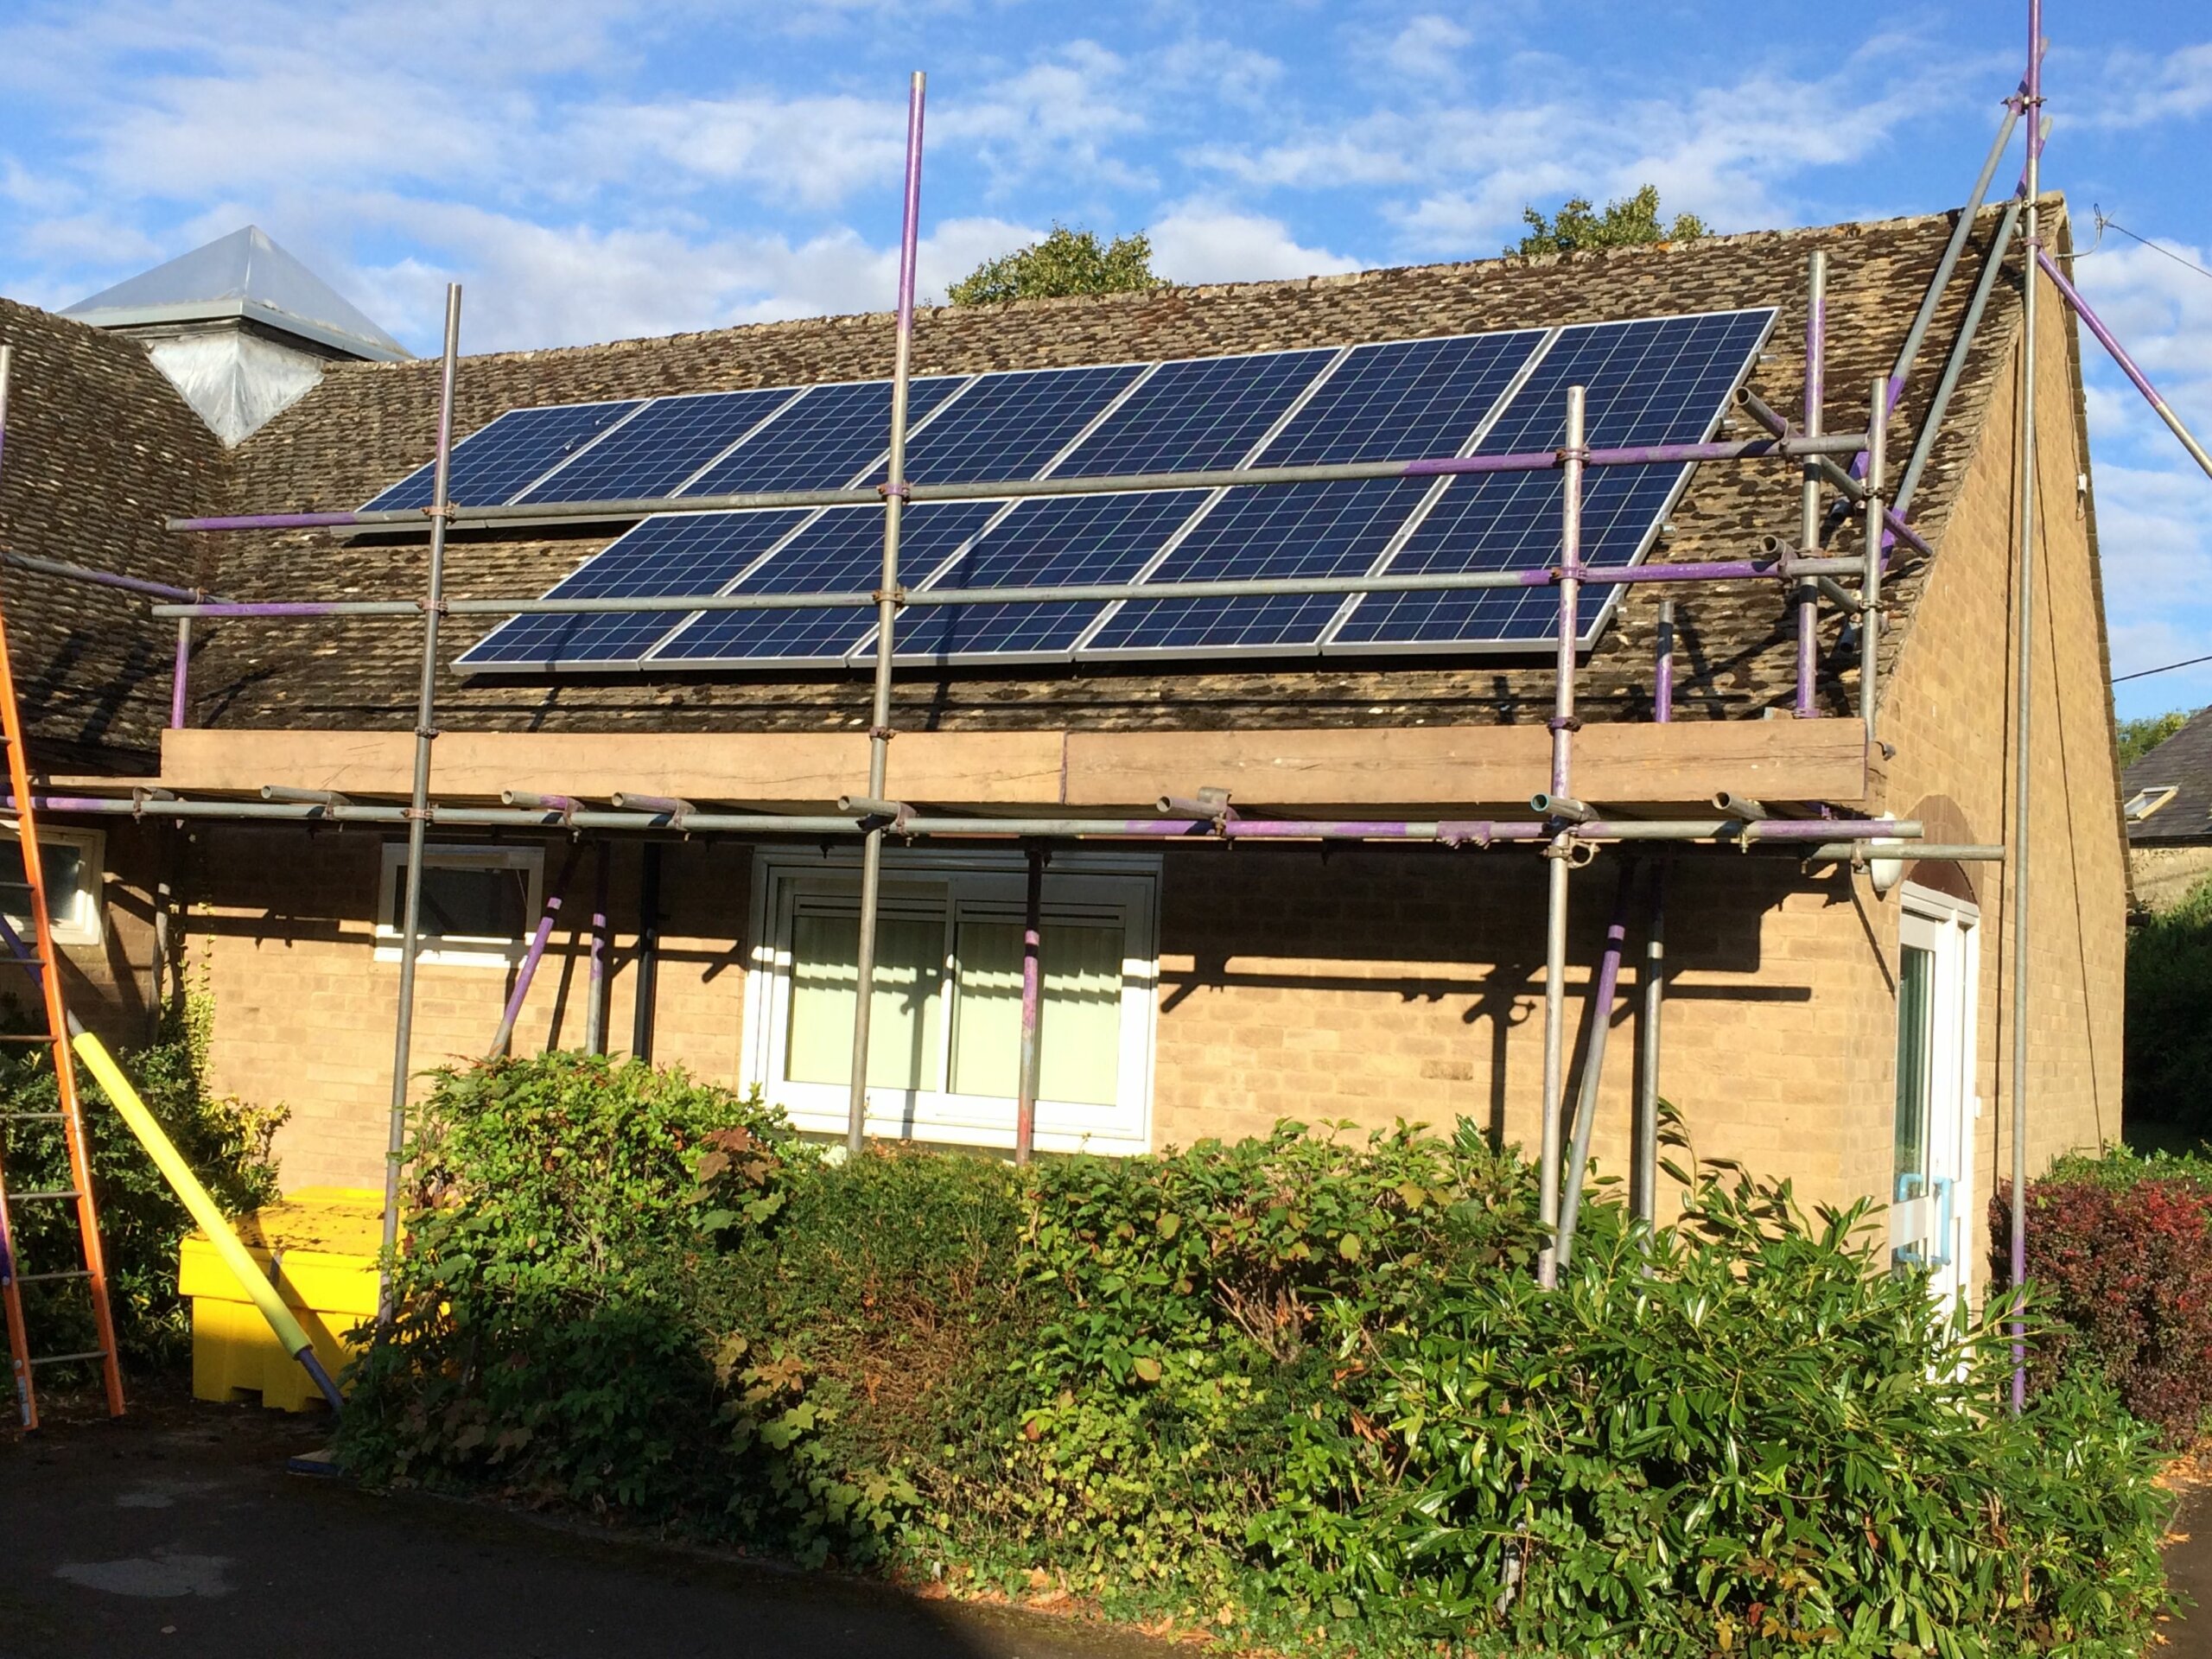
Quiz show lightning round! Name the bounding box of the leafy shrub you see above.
[0,988,283,1369]
[342,1058,2171,1656]
[1993,1147,2212,1439]
[339,1052,784,1517]
[2126,874,2212,1131]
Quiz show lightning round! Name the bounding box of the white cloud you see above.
[1147,201,1360,284]
[1197,40,1976,258]
[2078,41,2212,130]
[937,41,1154,194]
[563,92,908,210]
[1382,15,1472,85]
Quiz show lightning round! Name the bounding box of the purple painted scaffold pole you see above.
[1796,251,1827,718]
[1654,599,1675,723]
[2037,246,2212,480]
[487,845,583,1058]
[1554,860,1636,1273]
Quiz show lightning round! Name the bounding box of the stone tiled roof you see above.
[2123,705,2212,845]
[5,201,2070,747]
[0,298,230,767]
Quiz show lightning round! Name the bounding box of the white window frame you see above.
[374,843,544,967]
[1892,883,1981,1311]
[2124,784,2177,822]
[745,847,1160,1154]
[0,823,105,947]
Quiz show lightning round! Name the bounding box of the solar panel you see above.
[1260,330,1551,466]
[1080,480,1436,657]
[441,308,1776,677]
[1330,308,1776,652]
[679,375,969,498]
[1052,349,1337,477]
[1084,330,1550,656]
[516,387,801,505]
[880,363,1146,485]
[364,400,643,512]
[891,492,1215,662]
[652,502,1002,666]
[452,509,810,669]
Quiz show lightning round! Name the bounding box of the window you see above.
[2124,785,2178,823]
[0,826,105,947]
[1891,888,1980,1310]
[747,849,1158,1154]
[375,844,543,965]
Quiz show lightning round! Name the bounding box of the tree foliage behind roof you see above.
[945,225,1164,307]
[2117,709,2193,772]
[1513,185,1708,256]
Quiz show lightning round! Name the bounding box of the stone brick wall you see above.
[173,828,749,1191]
[1877,263,2127,1305]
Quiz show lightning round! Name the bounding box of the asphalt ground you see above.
[0,1382,1182,1659]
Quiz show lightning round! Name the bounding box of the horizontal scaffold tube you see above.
[146,550,1878,625]
[163,433,1874,536]
[0,548,224,605]
[4,790,1923,849]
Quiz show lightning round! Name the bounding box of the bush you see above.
[1993,1147,2212,1439]
[0,988,283,1369]
[342,1057,2172,1656]
[2126,875,2212,1132]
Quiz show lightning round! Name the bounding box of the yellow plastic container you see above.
[177,1186,384,1412]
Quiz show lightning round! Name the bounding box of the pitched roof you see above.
[63,226,408,363]
[0,297,231,766]
[3,200,2073,756]
[2122,706,2212,843]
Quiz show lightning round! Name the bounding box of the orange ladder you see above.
[0,344,125,1429]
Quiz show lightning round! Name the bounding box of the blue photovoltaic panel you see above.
[893,491,1214,661]
[516,387,799,505]
[1083,480,1435,656]
[362,402,644,512]
[1258,329,1550,467]
[880,363,1145,485]
[1332,308,1775,650]
[453,509,810,669]
[679,375,968,498]
[653,501,1001,665]
[1052,349,1335,477]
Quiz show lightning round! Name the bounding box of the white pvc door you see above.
[1891,892,1980,1308]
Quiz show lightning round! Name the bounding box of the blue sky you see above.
[2,1,2209,716]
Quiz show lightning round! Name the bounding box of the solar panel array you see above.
[430,308,1774,672]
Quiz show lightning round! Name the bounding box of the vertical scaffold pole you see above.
[169,619,192,728]
[1014,845,1044,1166]
[378,282,461,1326]
[1796,251,1827,717]
[1636,863,1665,1245]
[847,70,927,1154]
[2010,2,2044,1414]
[1538,384,1586,1290]
[585,842,609,1057]
[1654,598,1675,723]
[1860,378,1888,744]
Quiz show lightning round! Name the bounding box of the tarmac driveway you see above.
[0,1387,1177,1659]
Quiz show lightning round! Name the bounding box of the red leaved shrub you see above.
[1993,1167,2212,1439]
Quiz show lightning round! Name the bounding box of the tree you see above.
[1512,185,1707,256]
[2117,709,2196,771]
[946,225,1164,307]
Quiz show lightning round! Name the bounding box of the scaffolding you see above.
[10,16,2209,1359]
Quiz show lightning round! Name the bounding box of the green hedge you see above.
[338,1054,2171,1656]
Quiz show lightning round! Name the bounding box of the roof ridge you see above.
[333,198,2066,378]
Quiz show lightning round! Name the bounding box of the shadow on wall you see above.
[1157,847,1819,1147]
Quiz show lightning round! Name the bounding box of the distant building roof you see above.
[62,226,409,363]
[2123,706,2212,843]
